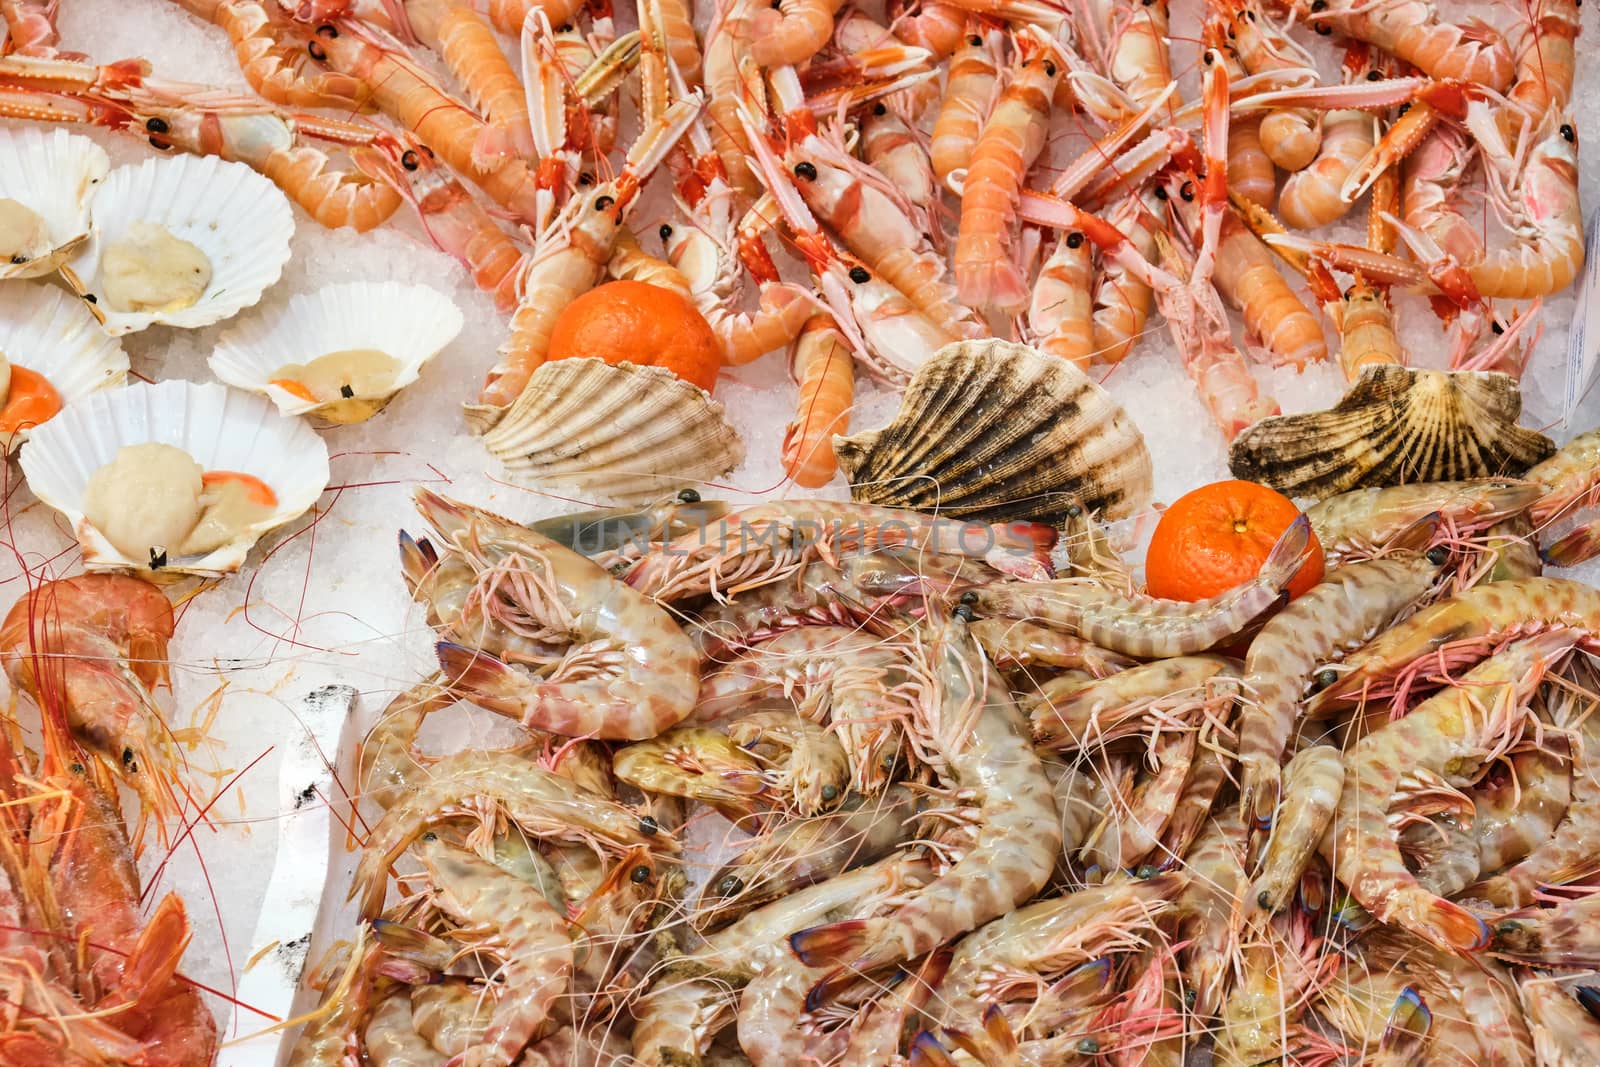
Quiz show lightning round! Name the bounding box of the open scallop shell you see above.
[19,380,329,576]
[481,359,745,504]
[833,339,1154,523]
[0,281,128,452]
[0,127,109,280]
[1228,365,1556,499]
[63,154,294,335]
[209,281,465,423]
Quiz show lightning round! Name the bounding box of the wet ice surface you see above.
[0,0,1595,1058]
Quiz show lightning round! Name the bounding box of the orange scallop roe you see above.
[0,367,62,438]
[201,470,277,508]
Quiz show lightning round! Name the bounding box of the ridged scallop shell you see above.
[0,281,128,451]
[834,339,1154,523]
[0,127,109,280]
[63,154,294,335]
[19,380,330,576]
[208,281,464,423]
[481,359,745,505]
[1229,365,1556,498]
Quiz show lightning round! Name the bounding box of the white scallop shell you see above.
[482,359,745,504]
[208,281,464,421]
[64,154,294,335]
[0,281,128,451]
[0,127,109,281]
[19,380,330,576]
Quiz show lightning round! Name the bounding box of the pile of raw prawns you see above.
[0,0,1582,462]
[242,445,1600,1066]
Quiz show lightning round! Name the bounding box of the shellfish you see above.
[209,280,464,424]
[62,154,294,335]
[19,380,329,576]
[1228,366,1556,499]
[0,127,108,281]
[480,359,745,505]
[0,281,127,451]
[832,339,1154,523]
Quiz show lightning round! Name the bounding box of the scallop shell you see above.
[481,359,745,505]
[0,281,128,452]
[19,380,330,576]
[833,339,1154,523]
[0,127,109,280]
[63,154,294,335]
[1228,365,1556,499]
[209,281,465,423]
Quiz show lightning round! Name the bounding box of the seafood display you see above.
[0,0,1594,1063]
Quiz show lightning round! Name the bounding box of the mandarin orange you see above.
[1144,479,1324,602]
[546,280,721,393]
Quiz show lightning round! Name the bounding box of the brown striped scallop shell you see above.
[832,339,1154,524]
[1229,365,1555,498]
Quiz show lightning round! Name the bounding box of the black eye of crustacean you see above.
[595,195,616,211]
[145,117,169,134]
[630,865,651,884]
[1561,123,1577,143]
[659,224,673,241]
[401,150,420,171]
[718,875,744,896]
[849,266,870,283]
[794,161,818,180]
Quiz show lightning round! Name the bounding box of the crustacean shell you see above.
[19,380,329,576]
[0,281,127,452]
[0,128,109,281]
[832,338,1154,523]
[63,154,294,335]
[1228,365,1556,499]
[209,280,464,424]
[481,359,745,505]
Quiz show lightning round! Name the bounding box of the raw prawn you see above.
[1326,631,1576,951]
[788,612,1060,983]
[413,490,700,740]
[975,515,1310,658]
[0,575,183,822]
